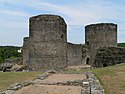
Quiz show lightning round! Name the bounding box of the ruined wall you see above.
[85,23,117,65]
[82,45,90,64]
[67,43,84,66]
[22,37,29,66]
[94,47,125,67]
[23,14,67,71]
[23,14,120,70]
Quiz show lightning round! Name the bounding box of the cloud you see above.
[0,0,125,45]
[1,10,30,17]
[19,0,125,36]
[1,0,125,26]
[0,0,19,4]
[0,9,30,33]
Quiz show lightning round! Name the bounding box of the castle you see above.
[23,14,125,71]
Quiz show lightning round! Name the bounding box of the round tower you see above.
[23,14,67,71]
[85,23,117,65]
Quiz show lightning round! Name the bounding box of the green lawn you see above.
[0,72,41,91]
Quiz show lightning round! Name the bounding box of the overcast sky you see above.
[0,0,125,46]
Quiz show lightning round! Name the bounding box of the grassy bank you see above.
[0,72,41,91]
[92,63,125,94]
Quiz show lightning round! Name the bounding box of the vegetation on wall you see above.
[0,46,22,63]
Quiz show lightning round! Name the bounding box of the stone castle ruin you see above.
[23,14,125,71]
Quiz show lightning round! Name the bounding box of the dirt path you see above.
[42,74,86,82]
[15,85,83,94]
[66,65,91,71]
[14,73,86,94]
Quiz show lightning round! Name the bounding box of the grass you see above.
[0,72,41,91]
[92,63,125,94]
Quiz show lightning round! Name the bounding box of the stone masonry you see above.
[23,14,125,70]
[67,43,83,66]
[23,15,67,71]
[94,47,125,67]
[85,23,117,66]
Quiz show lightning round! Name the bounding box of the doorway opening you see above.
[103,63,108,67]
[86,57,90,65]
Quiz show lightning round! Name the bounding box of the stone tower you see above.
[23,14,67,71]
[85,23,117,65]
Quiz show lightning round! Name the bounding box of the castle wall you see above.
[22,37,29,65]
[23,15,67,71]
[67,43,84,66]
[94,47,125,67]
[85,23,117,66]
[23,14,120,70]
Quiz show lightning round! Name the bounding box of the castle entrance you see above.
[86,57,90,65]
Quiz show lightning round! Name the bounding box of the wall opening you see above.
[86,57,90,65]
[86,41,89,45]
[61,34,63,38]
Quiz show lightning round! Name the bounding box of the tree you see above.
[0,46,22,63]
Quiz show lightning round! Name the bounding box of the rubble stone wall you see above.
[23,15,67,71]
[85,23,117,66]
[67,43,84,66]
[94,47,125,67]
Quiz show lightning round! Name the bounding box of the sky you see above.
[0,0,125,46]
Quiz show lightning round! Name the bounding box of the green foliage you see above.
[117,43,125,47]
[0,46,22,63]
